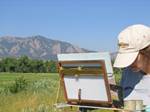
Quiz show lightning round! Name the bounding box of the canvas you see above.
[57,52,122,107]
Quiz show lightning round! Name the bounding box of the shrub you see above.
[9,76,28,93]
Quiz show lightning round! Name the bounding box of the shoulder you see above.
[121,67,143,87]
[122,67,143,79]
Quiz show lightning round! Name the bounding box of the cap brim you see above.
[113,51,139,68]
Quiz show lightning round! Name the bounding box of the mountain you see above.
[0,35,90,60]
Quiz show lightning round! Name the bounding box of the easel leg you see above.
[55,79,61,104]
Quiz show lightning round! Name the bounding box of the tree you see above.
[0,56,57,73]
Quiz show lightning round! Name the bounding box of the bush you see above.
[9,76,28,93]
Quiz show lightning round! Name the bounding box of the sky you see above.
[0,0,150,52]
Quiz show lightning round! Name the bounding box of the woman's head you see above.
[140,45,150,58]
[114,24,150,68]
[130,45,150,73]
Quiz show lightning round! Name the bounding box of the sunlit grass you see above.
[0,73,121,112]
[0,73,59,112]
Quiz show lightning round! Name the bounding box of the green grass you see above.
[0,73,121,112]
[0,73,57,112]
[0,73,57,87]
[0,73,79,112]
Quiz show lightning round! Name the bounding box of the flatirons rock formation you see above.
[0,35,89,60]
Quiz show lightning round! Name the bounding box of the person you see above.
[113,24,150,108]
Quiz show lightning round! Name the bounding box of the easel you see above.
[56,52,123,112]
[54,103,125,112]
[55,103,145,112]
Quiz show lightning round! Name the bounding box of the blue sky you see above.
[0,0,150,52]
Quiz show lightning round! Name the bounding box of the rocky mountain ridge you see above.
[0,35,89,60]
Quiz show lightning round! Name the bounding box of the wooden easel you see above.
[56,52,124,112]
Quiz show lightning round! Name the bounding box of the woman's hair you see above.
[140,45,150,58]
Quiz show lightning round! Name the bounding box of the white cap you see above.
[114,24,150,68]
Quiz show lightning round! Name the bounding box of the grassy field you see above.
[0,73,68,112]
[0,73,121,112]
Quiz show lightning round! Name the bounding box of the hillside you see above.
[0,35,89,60]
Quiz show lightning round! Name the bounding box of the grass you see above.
[0,73,53,87]
[0,73,121,112]
[0,73,58,112]
[0,73,79,112]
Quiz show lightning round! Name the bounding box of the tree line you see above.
[0,56,57,73]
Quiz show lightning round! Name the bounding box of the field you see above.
[0,73,57,112]
[0,73,121,112]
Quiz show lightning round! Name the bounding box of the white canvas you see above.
[57,52,113,103]
[64,75,108,101]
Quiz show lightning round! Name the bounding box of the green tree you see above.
[0,56,57,73]
[17,56,31,72]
